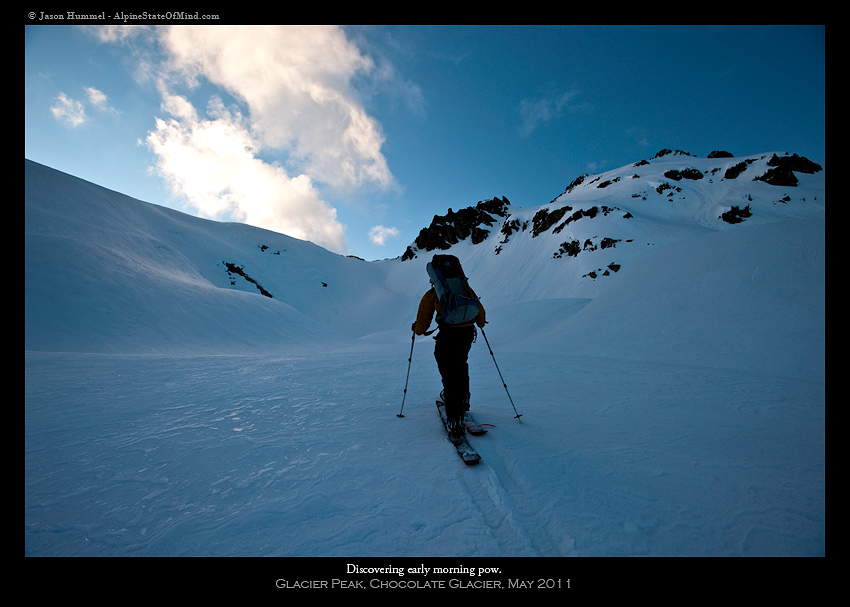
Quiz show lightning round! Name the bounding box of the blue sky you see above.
[25,25,825,260]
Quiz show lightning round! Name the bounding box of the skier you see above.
[412,256,486,436]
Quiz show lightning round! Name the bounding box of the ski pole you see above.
[480,328,522,422]
[397,330,416,417]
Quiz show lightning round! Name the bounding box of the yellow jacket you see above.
[413,287,486,335]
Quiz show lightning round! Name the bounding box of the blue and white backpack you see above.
[426,255,480,325]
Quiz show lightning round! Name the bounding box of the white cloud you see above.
[518,88,585,137]
[625,126,651,148]
[102,25,402,254]
[155,25,394,190]
[51,88,118,127]
[368,225,399,246]
[51,92,87,127]
[91,24,145,44]
[85,87,117,114]
[146,95,348,254]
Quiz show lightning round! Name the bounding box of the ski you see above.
[465,421,494,436]
[436,400,480,465]
[462,410,494,435]
[437,394,493,436]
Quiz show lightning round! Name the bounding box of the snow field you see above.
[25,157,824,557]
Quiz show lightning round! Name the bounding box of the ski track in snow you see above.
[25,156,825,557]
[455,436,579,556]
[26,342,824,557]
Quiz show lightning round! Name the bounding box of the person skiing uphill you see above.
[412,255,486,436]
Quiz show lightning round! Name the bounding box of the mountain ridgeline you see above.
[401,150,822,271]
[24,148,824,354]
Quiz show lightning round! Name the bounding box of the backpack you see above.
[426,254,480,325]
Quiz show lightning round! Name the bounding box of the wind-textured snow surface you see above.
[25,155,824,560]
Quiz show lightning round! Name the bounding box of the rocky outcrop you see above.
[400,150,823,264]
[402,197,510,259]
[720,205,753,224]
[754,153,823,187]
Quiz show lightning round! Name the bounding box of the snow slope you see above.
[25,154,825,559]
[25,160,411,354]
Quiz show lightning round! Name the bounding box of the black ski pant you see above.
[434,325,475,422]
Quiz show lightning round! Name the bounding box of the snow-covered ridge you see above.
[400,150,823,303]
[25,150,823,354]
[25,152,825,557]
[25,159,409,353]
